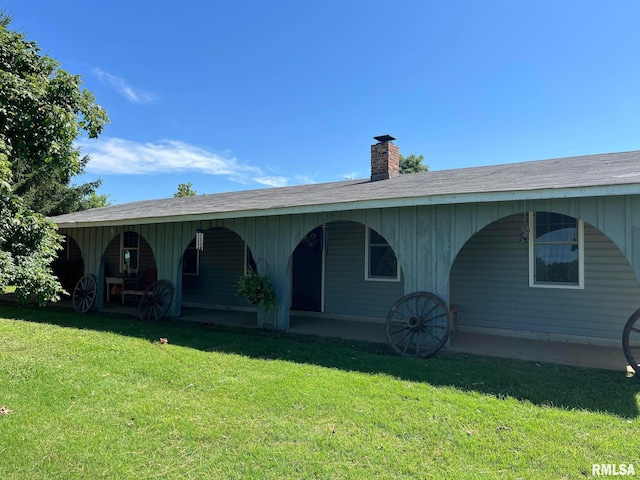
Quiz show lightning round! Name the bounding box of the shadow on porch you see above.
[178,307,630,373]
[14,294,630,374]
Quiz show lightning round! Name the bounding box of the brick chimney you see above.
[371,134,400,181]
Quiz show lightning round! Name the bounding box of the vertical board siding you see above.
[450,214,640,340]
[61,194,640,338]
[181,227,247,307]
[324,221,404,319]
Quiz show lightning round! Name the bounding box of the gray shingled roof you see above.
[52,150,640,227]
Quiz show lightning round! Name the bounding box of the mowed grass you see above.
[1,304,639,479]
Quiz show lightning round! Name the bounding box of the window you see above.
[529,212,584,289]
[182,238,200,276]
[365,228,400,281]
[120,231,139,274]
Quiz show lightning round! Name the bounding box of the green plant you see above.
[236,270,277,310]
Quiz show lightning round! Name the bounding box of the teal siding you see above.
[450,214,640,340]
[324,222,404,320]
[181,227,247,307]
[59,194,640,337]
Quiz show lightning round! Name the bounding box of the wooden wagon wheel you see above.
[138,280,173,321]
[386,292,452,358]
[72,274,97,313]
[622,308,640,374]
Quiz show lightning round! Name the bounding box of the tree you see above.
[0,13,109,216]
[400,153,429,174]
[79,191,112,210]
[0,13,108,304]
[174,182,197,197]
[0,141,64,305]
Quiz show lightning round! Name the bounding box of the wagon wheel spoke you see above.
[423,312,448,323]
[138,280,173,321]
[72,274,97,314]
[386,292,452,359]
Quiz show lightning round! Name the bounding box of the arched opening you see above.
[450,212,640,344]
[290,221,404,321]
[51,233,84,294]
[103,231,156,304]
[180,227,256,310]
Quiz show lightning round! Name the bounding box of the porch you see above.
[95,303,630,373]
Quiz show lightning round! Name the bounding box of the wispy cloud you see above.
[93,68,156,104]
[339,172,359,180]
[78,137,290,187]
[254,176,289,188]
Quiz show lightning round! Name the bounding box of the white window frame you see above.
[365,227,401,282]
[528,211,584,289]
[120,231,140,274]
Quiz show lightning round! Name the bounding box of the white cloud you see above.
[254,176,290,188]
[78,137,289,187]
[339,172,359,180]
[93,68,156,104]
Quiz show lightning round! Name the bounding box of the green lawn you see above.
[1,303,639,479]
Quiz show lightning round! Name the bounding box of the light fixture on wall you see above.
[195,228,204,251]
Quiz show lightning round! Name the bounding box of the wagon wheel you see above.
[138,280,173,321]
[622,308,640,374]
[72,274,97,313]
[386,292,452,358]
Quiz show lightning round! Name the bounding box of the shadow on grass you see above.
[3,302,639,419]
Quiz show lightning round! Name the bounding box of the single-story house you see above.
[51,136,640,350]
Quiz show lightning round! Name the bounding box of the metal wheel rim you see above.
[386,292,451,358]
[622,308,640,374]
[72,274,97,314]
[138,280,173,321]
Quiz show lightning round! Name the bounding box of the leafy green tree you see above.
[79,191,112,210]
[174,182,197,197]
[400,153,429,174]
[0,13,109,215]
[0,142,64,305]
[0,12,108,304]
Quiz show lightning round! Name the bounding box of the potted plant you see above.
[236,269,276,311]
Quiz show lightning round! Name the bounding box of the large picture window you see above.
[529,212,584,289]
[365,228,400,282]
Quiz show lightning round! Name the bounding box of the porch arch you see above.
[448,197,640,286]
[179,226,256,310]
[52,233,84,294]
[288,220,405,320]
[450,212,640,343]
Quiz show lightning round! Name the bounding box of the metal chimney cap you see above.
[373,134,396,144]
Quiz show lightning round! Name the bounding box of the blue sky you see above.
[4,1,640,204]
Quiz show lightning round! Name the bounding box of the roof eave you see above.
[54,183,640,229]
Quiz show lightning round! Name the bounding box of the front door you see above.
[292,227,323,311]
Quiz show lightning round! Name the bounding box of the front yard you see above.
[0,304,638,479]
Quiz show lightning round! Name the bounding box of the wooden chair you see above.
[122,268,157,304]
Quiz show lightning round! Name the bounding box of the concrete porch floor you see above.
[174,307,630,373]
[35,299,633,373]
